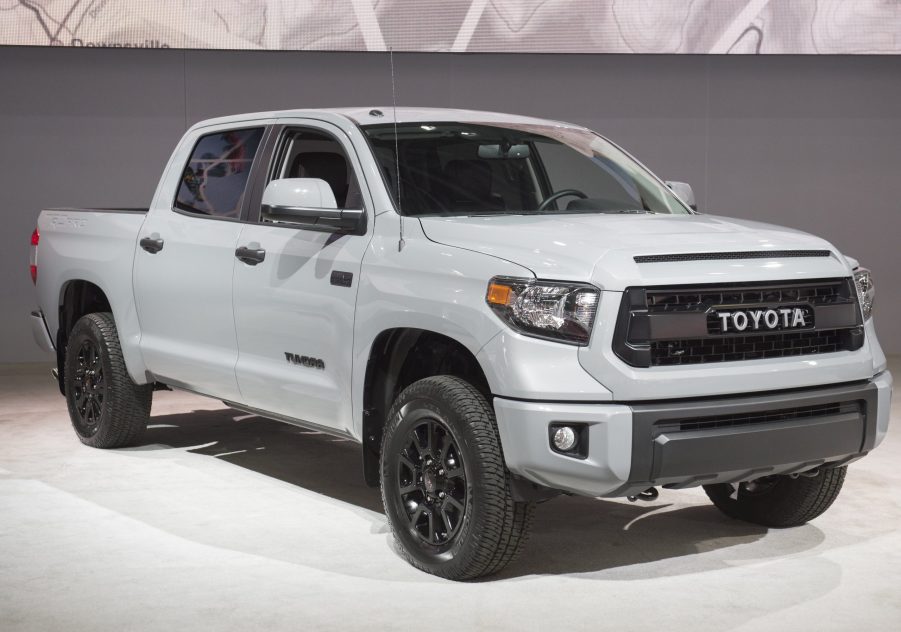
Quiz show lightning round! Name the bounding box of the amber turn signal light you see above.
[486,281,513,306]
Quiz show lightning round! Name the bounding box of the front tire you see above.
[703,467,847,528]
[64,312,152,448]
[380,376,534,580]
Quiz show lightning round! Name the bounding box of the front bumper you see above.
[494,371,892,498]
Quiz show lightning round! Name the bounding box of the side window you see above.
[271,128,363,211]
[175,127,264,218]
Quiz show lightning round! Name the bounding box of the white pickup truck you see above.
[30,107,892,580]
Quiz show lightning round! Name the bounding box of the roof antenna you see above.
[389,47,404,252]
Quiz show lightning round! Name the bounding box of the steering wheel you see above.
[537,189,588,212]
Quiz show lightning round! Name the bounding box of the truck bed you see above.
[46,207,149,214]
[35,206,150,383]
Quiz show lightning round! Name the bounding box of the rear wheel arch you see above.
[361,328,493,487]
[56,280,114,395]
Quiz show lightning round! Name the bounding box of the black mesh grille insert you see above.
[634,250,832,263]
[651,329,850,366]
[646,281,848,314]
[659,401,862,433]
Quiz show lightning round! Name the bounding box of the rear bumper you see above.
[494,371,892,498]
[30,309,54,353]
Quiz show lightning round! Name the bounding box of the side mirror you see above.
[665,181,697,211]
[261,178,364,234]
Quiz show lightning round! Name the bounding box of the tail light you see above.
[29,227,39,284]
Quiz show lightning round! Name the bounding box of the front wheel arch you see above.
[361,328,493,487]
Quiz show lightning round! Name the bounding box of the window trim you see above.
[171,125,269,223]
[245,122,370,235]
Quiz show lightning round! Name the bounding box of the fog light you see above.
[552,426,578,452]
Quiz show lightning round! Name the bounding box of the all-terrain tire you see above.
[703,467,847,528]
[380,375,534,580]
[64,312,152,448]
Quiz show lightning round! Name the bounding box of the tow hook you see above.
[627,487,659,502]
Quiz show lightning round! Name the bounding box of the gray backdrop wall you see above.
[2,47,899,364]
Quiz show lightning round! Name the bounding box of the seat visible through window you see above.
[289,152,349,207]
[441,159,506,212]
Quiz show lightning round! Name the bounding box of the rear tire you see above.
[703,467,846,528]
[380,375,534,580]
[64,312,152,448]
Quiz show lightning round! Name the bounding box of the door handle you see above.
[139,236,164,254]
[235,245,266,265]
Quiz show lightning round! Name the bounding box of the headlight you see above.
[485,276,599,345]
[854,267,875,321]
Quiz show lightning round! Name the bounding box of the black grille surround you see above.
[614,278,864,368]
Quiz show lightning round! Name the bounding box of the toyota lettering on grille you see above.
[711,306,813,334]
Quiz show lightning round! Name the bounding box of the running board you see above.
[222,400,356,442]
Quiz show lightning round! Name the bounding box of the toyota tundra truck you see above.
[29,107,892,580]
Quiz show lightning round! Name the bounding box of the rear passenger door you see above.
[231,120,373,432]
[134,124,269,400]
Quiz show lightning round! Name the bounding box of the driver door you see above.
[231,120,373,432]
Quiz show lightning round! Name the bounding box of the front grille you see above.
[659,401,861,433]
[646,281,847,313]
[652,329,846,366]
[613,278,864,368]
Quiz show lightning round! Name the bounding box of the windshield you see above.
[362,122,691,217]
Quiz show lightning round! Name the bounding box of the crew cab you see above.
[29,107,892,580]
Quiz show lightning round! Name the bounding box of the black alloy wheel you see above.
[396,416,467,548]
[71,339,106,437]
[380,376,534,580]
[64,312,152,448]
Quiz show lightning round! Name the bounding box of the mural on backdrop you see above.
[1,0,898,54]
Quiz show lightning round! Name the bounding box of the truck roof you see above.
[189,107,582,131]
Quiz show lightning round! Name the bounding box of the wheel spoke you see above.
[426,422,436,457]
[440,508,455,537]
[436,431,449,462]
[412,427,429,457]
[443,495,464,514]
[427,510,437,544]
[398,453,416,474]
[408,505,424,530]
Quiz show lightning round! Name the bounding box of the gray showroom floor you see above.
[1,361,899,632]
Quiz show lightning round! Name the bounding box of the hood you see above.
[418,213,852,290]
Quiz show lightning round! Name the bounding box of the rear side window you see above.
[175,127,264,218]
